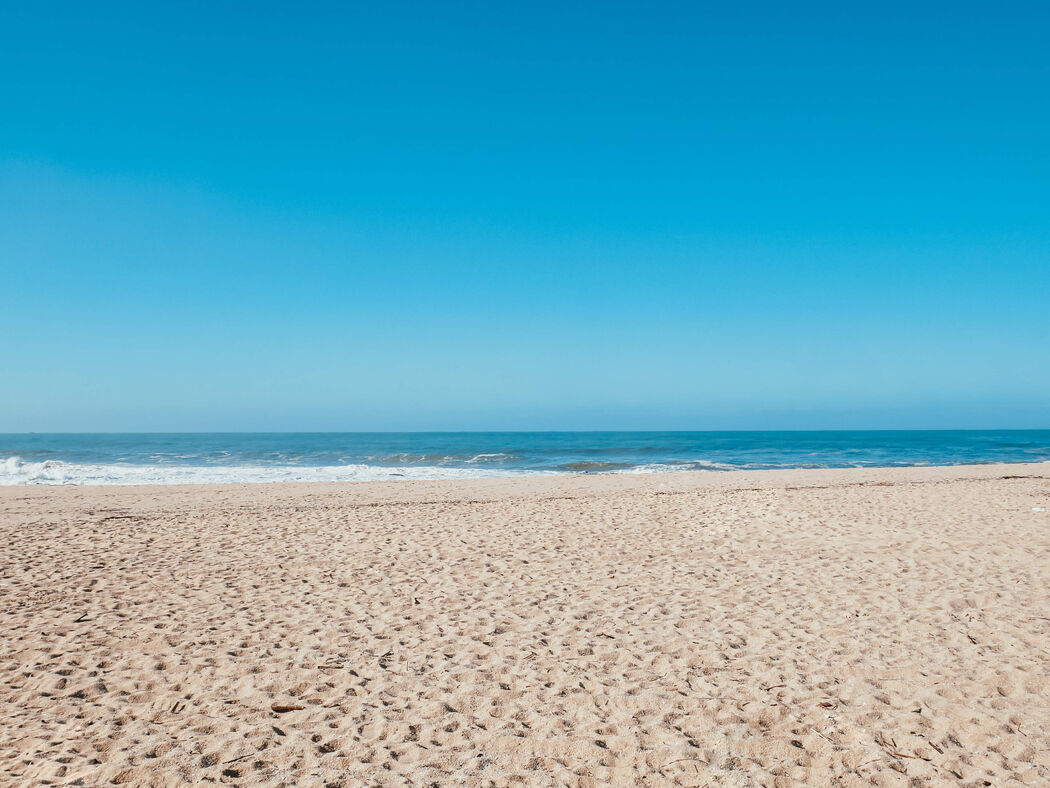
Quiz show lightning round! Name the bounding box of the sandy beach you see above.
[2,464,1049,787]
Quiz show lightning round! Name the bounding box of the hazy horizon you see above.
[4,427,1050,435]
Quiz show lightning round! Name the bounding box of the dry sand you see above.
[2,464,1049,787]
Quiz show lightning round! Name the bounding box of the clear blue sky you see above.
[2,1,1048,431]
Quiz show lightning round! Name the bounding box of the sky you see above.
[2,1,1048,431]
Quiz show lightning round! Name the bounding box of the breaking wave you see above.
[615,460,740,473]
[0,456,550,486]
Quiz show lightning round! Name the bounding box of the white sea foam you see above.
[0,456,554,486]
[616,461,738,473]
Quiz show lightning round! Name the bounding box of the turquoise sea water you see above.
[1,431,1048,485]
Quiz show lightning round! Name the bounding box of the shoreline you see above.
[3,462,1049,785]
[3,458,1048,496]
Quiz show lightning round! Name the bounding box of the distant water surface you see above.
[1,431,1048,485]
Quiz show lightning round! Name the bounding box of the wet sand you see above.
[2,463,1049,786]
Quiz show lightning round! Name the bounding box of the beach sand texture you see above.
[2,464,1049,786]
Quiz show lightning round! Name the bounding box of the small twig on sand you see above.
[663,757,708,768]
[886,749,924,760]
[813,729,835,745]
[271,703,305,713]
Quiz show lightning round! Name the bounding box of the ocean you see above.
[1,430,1048,485]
